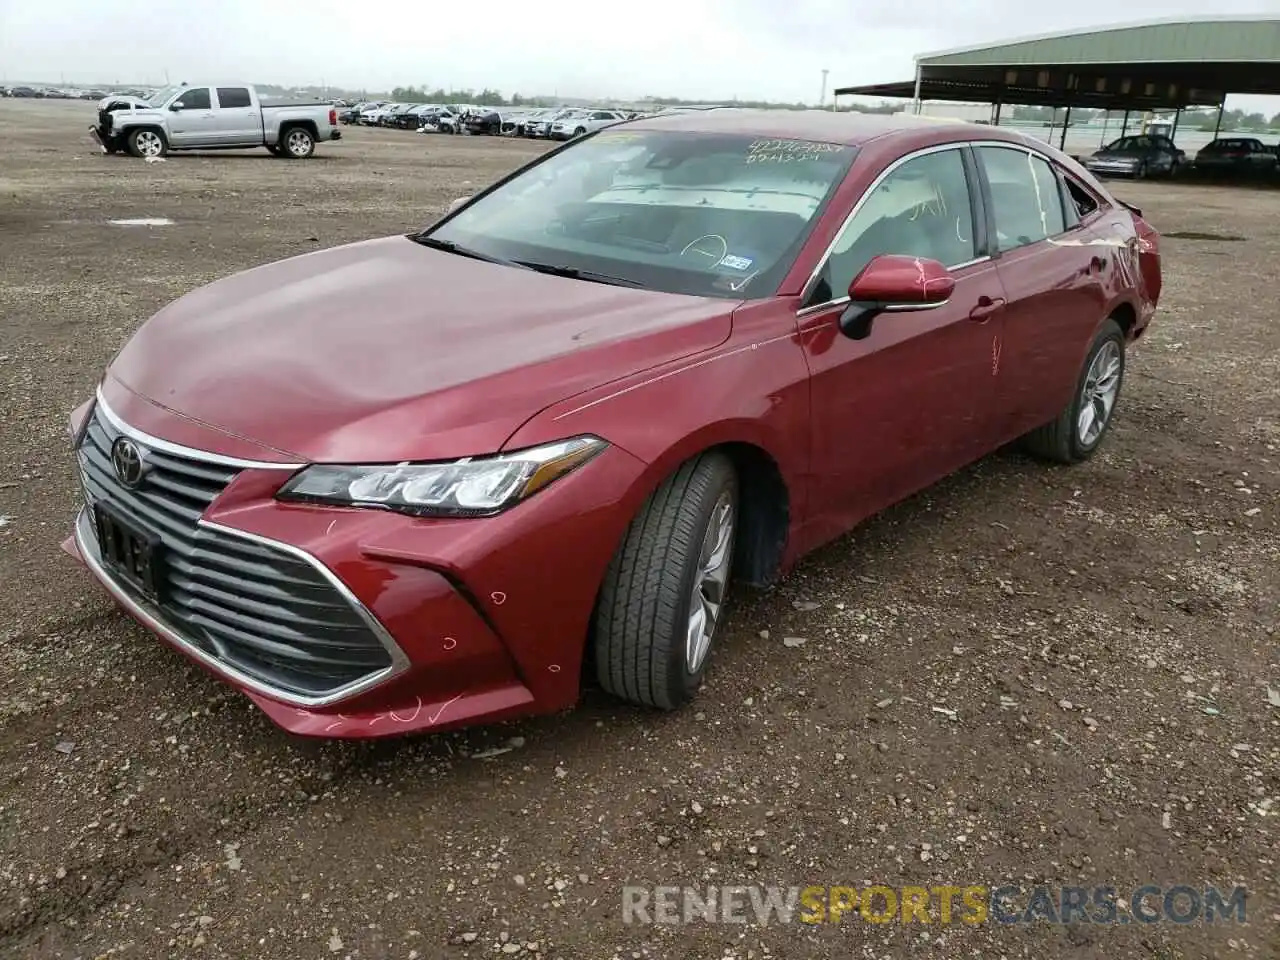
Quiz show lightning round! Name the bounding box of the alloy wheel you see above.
[685,491,735,673]
[1077,340,1122,446]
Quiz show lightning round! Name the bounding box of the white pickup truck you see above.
[91,83,342,159]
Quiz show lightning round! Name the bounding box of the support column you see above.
[911,62,922,115]
[1059,105,1071,150]
[1120,109,1130,136]
[1099,110,1109,146]
[1212,97,1225,139]
[1171,106,1181,140]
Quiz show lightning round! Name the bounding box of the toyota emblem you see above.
[110,436,148,488]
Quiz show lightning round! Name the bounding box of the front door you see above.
[799,145,1008,538]
[167,87,216,146]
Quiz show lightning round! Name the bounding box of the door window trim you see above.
[797,142,989,316]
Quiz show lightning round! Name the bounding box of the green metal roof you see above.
[834,16,1280,108]
[917,16,1280,67]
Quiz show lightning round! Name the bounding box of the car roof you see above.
[624,108,1001,147]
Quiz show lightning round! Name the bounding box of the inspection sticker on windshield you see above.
[718,254,754,271]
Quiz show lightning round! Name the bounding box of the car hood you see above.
[107,235,735,463]
[1090,150,1142,160]
[98,95,152,110]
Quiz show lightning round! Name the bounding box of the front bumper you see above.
[65,387,646,738]
[1083,161,1140,177]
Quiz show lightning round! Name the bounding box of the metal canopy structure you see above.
[835,16,1280,112]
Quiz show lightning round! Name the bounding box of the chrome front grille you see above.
[77,406,397,701]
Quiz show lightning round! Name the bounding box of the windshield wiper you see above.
[512,260,646,288]
[412,234,522,267]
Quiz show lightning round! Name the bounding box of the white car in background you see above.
[549,109,629,140]
[529,108,579,138]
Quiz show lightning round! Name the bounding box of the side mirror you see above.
[169,102,183,111]
[839,254,955,338]
[447,196,472,214]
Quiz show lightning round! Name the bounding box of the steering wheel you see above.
[680,234,729,271]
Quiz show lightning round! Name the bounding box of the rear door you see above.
[799,144,1010,534]
[973,144,1109,440]
[167,87,216,146]
[212,87,261,145]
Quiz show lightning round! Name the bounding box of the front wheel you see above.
[574,126,586,137]
[281,126,315,159]
[1021,319,1125,463]
[594,452,738,710]
[127,128,167,159]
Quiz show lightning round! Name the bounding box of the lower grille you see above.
[77,405,397,701]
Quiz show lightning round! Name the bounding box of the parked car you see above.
[360,102,397,125]
[464,109,503,135]
[1082,134,1184,178]
[90,83,341,159]
[64,111,1161,738]
[550,109,628,140]
[529,108,578,138]
[1192,137,1279,177]
[418,106,460,133]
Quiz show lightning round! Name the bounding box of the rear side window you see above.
[1060,174,1100,222]
[174,87,211,110]
[977,146,1065,250]
[216,87,251,109]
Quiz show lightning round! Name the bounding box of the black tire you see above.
[1021,319,1126,464]
[280,126,315,159]
[594,452,738,710]
[126,127,167,159]
[574,126,586,137]
[1134,161,1148,179]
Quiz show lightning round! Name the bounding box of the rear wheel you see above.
[281,126,315,159]
[127,128,167,159]
[1021,319,1125,464]
[594,452,738,710]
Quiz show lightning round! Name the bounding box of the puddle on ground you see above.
[1162,231,1246,242]
[109,218,174,226]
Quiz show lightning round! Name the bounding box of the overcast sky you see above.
[1,0,1277,113]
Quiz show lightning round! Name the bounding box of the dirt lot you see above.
[0,98,1276,960]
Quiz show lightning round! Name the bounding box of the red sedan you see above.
[64,110,1161,738]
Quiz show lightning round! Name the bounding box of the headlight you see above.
[276,436,607,518]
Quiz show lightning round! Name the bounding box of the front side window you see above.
[977,146,1064,250]
[174,87,211,111]
[426,130,857,299]
[808,148,976,306]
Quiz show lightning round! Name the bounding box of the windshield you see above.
[145,84,183,107]
[424,129,856,299]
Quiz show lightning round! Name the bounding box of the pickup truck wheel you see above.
[594,452,738,711]
[1021,319,1126,464]
[281,127,315,159]
[127,128,167,159]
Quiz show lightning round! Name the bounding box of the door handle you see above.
[968,296,1006,322]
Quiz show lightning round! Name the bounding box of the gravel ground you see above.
[0,98,1277,960]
